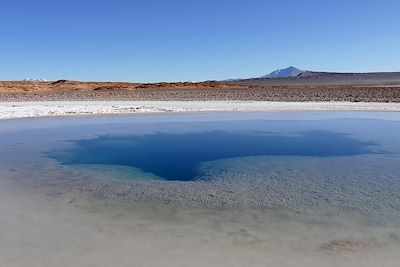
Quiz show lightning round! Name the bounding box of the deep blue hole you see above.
[48,130,378,181]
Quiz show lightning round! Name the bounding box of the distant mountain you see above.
[261,66,304,78]
[221,66,305,82]
[227,70,400,86]
[23,78,48,83]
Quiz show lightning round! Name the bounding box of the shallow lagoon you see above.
[1,112,400,210]
[1,112,400,267]
[49,129,378,181]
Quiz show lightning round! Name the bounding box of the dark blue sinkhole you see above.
[48,130,378,181]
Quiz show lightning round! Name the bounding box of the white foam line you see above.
[1,101,400,120]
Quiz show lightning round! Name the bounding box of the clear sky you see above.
[1,0,399,82]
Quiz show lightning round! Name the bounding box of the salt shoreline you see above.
[1,101,400,120]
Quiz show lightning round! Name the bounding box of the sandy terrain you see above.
[1,80,400,102]
[0,80,247,94]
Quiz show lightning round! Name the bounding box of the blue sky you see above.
[1,0,399,82]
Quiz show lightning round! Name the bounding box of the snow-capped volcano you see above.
[261,66,304,78]
[22,78,49,83]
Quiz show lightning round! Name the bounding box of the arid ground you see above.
[1,72,400,102]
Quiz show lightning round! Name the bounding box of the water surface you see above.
[2,112,400,267]
[1,112,400,211]
[49,130,379,181]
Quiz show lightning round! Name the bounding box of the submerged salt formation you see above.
[1,112,400,267]
[0,112,399,212]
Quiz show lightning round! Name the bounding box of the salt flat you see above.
[1,101,400,120]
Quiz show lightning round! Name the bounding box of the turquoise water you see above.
[49,123,380,181]
[1,113,400,267]
[1,112,400,212]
